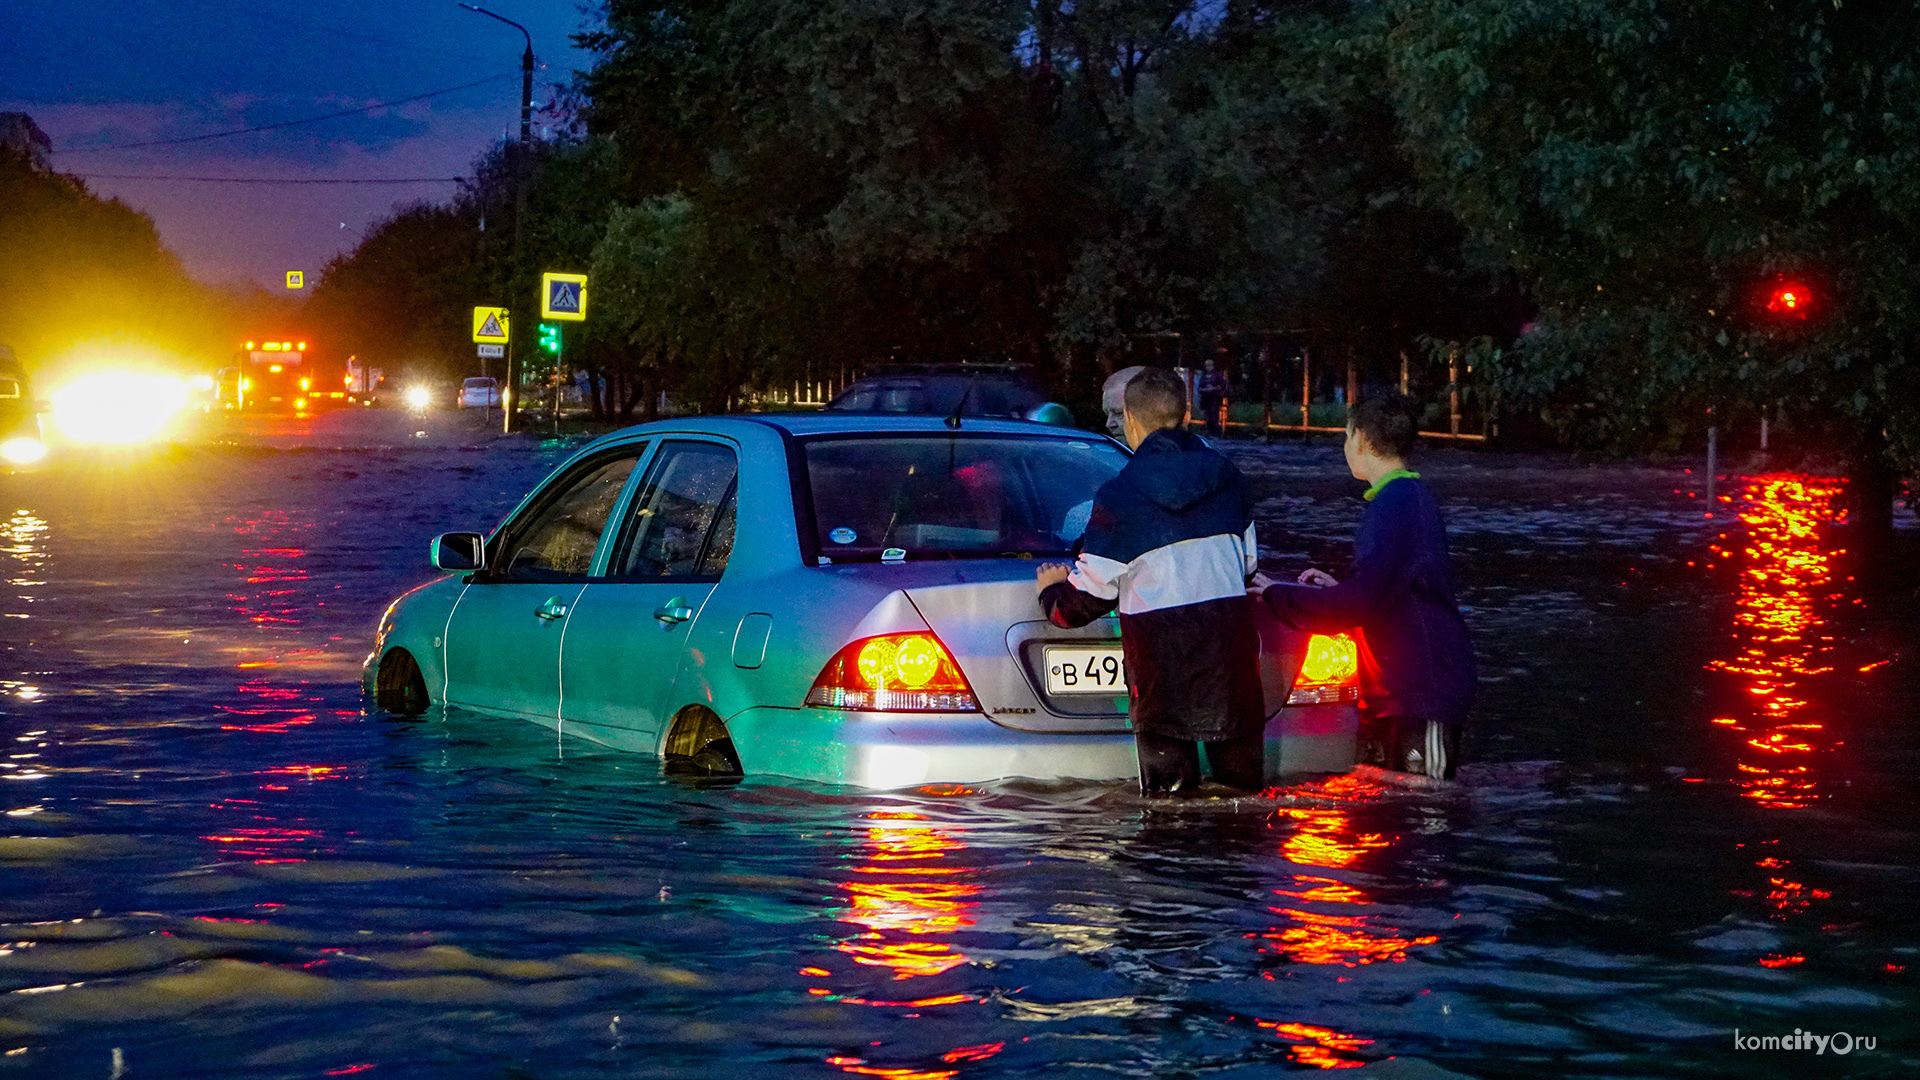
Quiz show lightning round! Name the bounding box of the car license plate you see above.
[1044,645,1126,695]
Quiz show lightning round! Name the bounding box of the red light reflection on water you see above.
[226,509,312,628]
[812,814,991,1078]
[1252,775,1437,971]
[1704,475,1850,810]
[831,813,979,983]
[220,679,317,733]
[1700,475,1880,948]
[1244,777,1431,1068]
[1256,1020,1374,1070]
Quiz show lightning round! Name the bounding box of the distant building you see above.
[0,113,52,171]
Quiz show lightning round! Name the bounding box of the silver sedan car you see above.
[364,414,1360,788]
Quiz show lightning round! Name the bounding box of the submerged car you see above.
[365,414,1359,788]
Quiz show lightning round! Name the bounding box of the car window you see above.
[607,441,739,580]
[803,434,1126,560]
[496,451,642,582]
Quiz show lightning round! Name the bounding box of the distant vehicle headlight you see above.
[50,373,191,446]
[0,436,47,465]
[405,385,434,411]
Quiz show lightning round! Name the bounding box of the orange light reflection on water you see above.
[1256,1020,1374,1070]
[1704,475,1852,810]
[816,816,994,1077]
[832,815,980,982]
[1251,775,1437,975]
[1701,475,1874,946]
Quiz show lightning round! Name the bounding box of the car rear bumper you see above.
[724,705,1140,788]
[723,701,1361,789]
[1266,702,1360,777]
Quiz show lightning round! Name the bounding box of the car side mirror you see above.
[431,532,487,572]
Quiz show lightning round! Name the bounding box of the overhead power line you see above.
[56,74,513,154]
[71,173,465,185]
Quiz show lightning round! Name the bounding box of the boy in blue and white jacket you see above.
[1036,367,1264,795]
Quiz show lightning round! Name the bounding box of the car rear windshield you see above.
[803,434,1127,560]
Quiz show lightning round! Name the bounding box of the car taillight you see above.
[1287,632,1359,705]
[804,632,979,712]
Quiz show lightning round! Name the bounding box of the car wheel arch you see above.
[661,704,744,778]
[375,647,431,715]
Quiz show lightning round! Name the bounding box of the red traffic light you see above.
[1766,281,1812,318]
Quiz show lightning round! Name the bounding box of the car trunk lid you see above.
[903,566,1310,733]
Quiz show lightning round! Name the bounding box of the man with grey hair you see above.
[1101,365,1146,437]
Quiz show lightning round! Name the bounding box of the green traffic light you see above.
[538,322,562,354]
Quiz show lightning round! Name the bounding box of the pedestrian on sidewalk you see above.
[1252,391,1475,780]
[1197,358,1228,436]
[1036,367,1265,795]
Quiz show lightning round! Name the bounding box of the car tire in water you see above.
[375,648,431,716]
[663,706,744,778]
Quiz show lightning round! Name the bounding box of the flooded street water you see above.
[2,413,1916,1078]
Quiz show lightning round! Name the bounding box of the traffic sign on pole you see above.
[472,306,510,343]
[477,343,505,359]
[540,272,587,321]
[286,271,304,289]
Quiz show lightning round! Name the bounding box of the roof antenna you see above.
[945,372,977,429]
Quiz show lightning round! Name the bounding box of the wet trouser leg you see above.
[1135,731,1202,795]
[1204,732,1266,791]
[1360,715,1461,780]
[1136,731,1267,794]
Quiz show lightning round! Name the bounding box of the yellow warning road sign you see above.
[286,271,304,289]
[472,306,510,343]
[541,272,587,321]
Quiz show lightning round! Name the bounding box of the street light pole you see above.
[460,3,533,434]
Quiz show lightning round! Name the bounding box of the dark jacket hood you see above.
[1124,428,1236,514]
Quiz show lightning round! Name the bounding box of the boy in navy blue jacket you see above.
[1036,367,1264,795]
[1256,392,1475,779]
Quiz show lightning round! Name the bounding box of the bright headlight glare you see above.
[51,373,191,446]
[1,437,47,465]
[404,385,433,410]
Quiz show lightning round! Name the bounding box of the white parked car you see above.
[458,377,501,409]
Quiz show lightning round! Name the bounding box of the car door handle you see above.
[654,597,695,624]
[535,598,570,621]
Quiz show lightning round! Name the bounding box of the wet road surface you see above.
[1,408,1917,1078]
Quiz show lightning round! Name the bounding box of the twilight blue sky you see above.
[1,0,600,288]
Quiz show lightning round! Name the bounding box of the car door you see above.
[559,439,739,748]
[442,446,646,722]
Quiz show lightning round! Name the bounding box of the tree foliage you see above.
[1389,0,1920,485]
[308,1,1519,417]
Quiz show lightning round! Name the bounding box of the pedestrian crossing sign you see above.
[472,306,510,343]
[286,271,304,289]
[541,272,587,321]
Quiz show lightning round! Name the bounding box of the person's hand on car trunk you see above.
[1036,562,1072,592]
